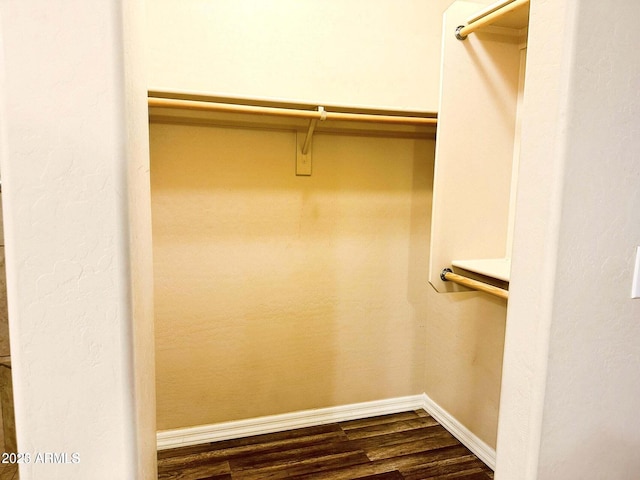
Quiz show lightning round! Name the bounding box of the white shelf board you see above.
[451,258,511,282]
[466,0,529,30]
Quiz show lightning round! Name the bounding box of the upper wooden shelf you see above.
[456,0,529,40]
[467,0,529,29]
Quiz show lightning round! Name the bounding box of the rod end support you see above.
[455,26,467,41]
[441,268,453,281]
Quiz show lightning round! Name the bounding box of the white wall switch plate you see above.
[632,246,640,299]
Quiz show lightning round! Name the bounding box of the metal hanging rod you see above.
[148,97,438,126]
[455,0,529,40]
[440,268,509,300]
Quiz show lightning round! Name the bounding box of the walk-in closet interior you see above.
[2,0,640,478]
[148,0,528,470]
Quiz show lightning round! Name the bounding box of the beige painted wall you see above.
[425,290,506,448]
[150,120,506,447]
[146,0,454,112]
[151,123,433,430]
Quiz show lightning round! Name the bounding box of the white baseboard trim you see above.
[420,392,496,470]
[157,393,496,471]
[157,394,426,450]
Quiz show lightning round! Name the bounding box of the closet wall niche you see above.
[429,0,529,295]
[149,101,438,430]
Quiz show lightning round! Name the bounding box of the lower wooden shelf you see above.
[451,257,511,282]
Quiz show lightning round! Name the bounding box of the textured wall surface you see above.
[146,0,454,112]
[494,1,573,476]
[535,0,640,477]
[0,1,156,478]
[151,124,433,430]
[151,121,507,448]
[496,1,640,478]
[425,288,506,449]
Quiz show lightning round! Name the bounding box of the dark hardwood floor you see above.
[0,462,18,480]
[158,409,494,479]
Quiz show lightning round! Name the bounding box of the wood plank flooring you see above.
[158,409,494,480]
[0,462,18,480]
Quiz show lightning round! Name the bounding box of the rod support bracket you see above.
[297,106,326,176]
[455,25,467,41]
[296,130,313,176]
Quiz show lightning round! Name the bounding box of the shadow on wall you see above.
[407,140,435,390]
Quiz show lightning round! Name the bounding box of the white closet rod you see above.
[440,268,509,300]
[148,97,437,126]
[455,0,529,40]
